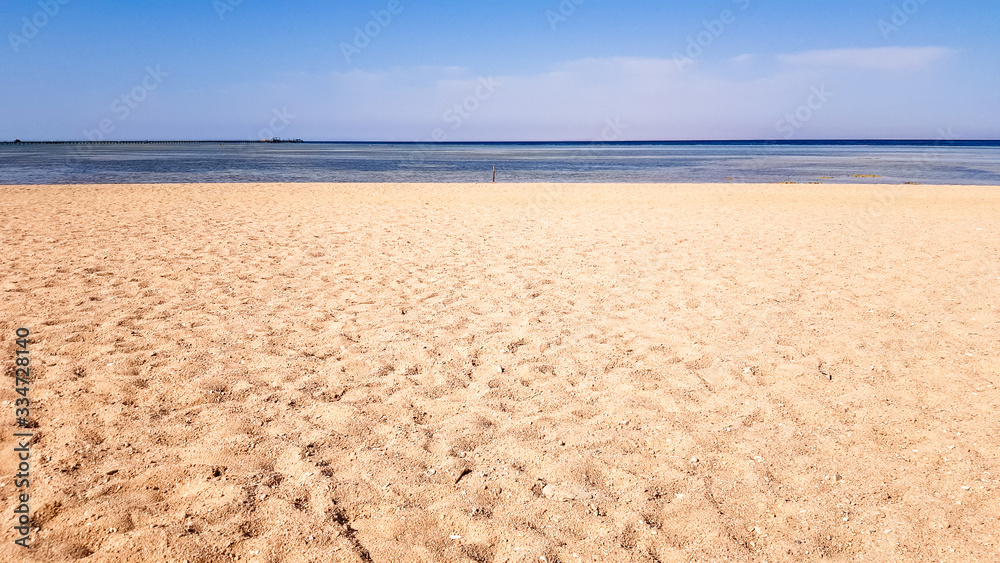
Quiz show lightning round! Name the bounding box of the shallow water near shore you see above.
[2,141,1000,185]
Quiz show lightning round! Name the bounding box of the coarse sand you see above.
[1,182,998,562]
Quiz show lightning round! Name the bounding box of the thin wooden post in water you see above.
[492,165,496,183]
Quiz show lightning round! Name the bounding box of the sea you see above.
[2,141,1000,185]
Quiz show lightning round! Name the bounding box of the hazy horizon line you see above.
[4,139,1000,145]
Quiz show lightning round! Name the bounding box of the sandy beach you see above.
[1,182,998,562]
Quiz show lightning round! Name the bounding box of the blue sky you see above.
[2,0,998,141]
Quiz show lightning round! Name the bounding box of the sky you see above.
[2,0,999,141]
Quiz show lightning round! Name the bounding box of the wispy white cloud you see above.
[729,53,758,64]
[155,50,972,140]
[776,46,957,71]
[275,57,822,140]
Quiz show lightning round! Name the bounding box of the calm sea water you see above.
[2,141,1000,185]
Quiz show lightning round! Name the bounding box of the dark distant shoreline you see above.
[2,139,998,147]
